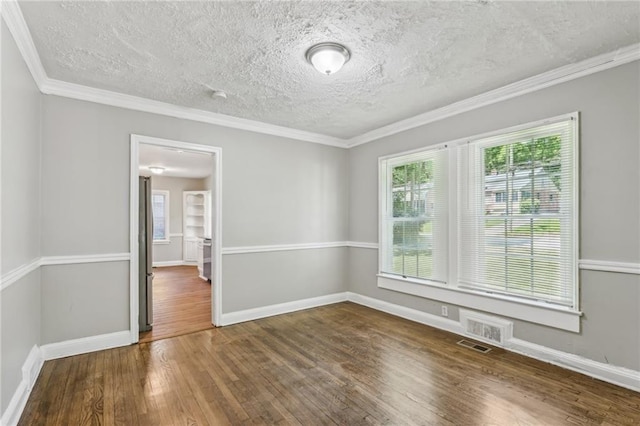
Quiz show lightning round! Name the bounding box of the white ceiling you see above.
[18,1,640,140]
[139,143,213,178]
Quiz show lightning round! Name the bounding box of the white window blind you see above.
[380,147,448,283]
[457,117,577,307]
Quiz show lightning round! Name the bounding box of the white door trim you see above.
[129,134,223,343]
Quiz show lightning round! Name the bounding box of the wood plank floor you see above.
[139,265,212,343]
[20,303,640,425]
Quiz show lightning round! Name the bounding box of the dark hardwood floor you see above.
[20,302,640,425]
[139,265,213,343]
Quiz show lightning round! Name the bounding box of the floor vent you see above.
[459,309,513,347]
[457,339,492,353]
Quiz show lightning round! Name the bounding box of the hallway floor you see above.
[139,265,213,343]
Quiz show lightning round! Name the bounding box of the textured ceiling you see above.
[139,144,213,178]
[19,1,640,139]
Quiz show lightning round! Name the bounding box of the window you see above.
[152,190,170,243]
[378,114,579,331]
[379,148,448,284]
[458,117,577,307]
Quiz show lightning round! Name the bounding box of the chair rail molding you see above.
[0,258,40,291]
[578,259,640,275]
[222,241,350,255]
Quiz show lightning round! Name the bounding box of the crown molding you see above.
[346,43,640,147]
[40,79,349,148]
[3,0,639,149]
[1,0,47,87]
[1,0,348,148]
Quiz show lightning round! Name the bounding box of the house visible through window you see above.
[152,190,170,242]
[378,114,579,329]
[459,117,577,307]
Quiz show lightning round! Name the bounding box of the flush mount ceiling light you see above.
[149,166,165,175]
[211,90,227,99]
[305,42,351,75]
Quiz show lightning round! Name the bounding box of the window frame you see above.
[379,147,448,285]
[377,113,581,332]
[152,189,171,244]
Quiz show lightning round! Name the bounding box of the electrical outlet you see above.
[441,305,448,317]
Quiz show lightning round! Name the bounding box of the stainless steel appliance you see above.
[139,176,153,332]
[203,238,212,282]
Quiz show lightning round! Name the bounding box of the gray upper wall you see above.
[40,96,349,255]
[349,61,640,263]
[1,22,42,272]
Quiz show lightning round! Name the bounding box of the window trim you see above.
[377,112,581,332]
[377,274,580,331]
[152,189,171,244]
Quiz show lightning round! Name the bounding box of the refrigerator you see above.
[139,176,153,332]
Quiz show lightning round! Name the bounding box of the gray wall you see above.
[223,248,348,312]
[39,94,350,339]
[348,61,640,370]
[40,262,130,344]
[1,21,42,413]
[150,175,206,263]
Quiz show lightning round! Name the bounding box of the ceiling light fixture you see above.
[305,42,350,75]
[149,166,165,175]
[211,90,227,99]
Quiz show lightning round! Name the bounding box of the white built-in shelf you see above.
[183,191,211,261]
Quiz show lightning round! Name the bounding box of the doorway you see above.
[129,135,222,344]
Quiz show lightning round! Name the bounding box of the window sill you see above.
[153,240,171,245]
[377,274,581,332]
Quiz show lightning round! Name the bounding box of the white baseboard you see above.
[221,292,348,326]
[152,260,186,267]
[40,330,131,360]
[506,338,640,392]
[1,345,44,426]
[346,292,463,335]
[346,292,640,393]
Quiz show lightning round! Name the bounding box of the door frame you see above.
[129,134,223,343]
